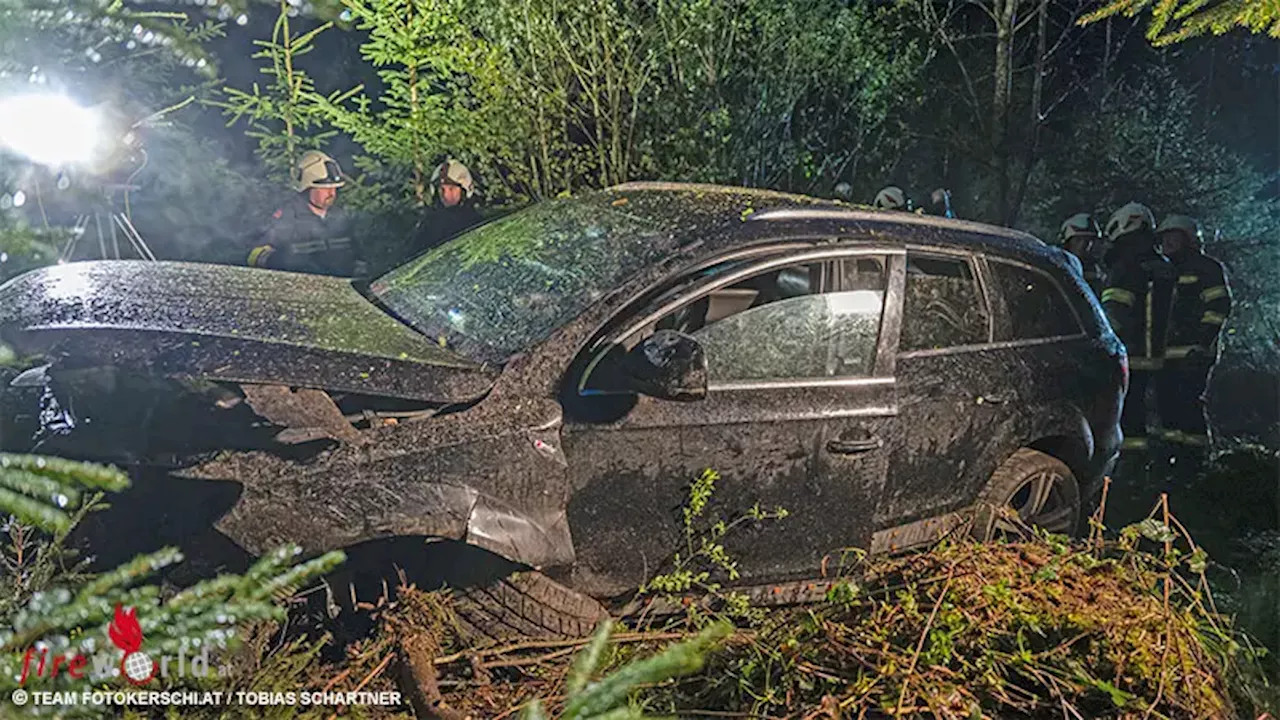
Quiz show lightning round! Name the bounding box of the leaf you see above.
[567,619,613,696]
[1136,518,1177,544]
[562,622,731,718]
[1032,564,1059,582]
[1186,547,1209,574]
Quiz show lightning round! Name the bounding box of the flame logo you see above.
[108,604,144,654]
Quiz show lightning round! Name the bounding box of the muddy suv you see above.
[0,183,1125,637]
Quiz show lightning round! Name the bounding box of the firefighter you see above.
[1056,213,1106,295]
[1100,202,1175,456]
[928,188,955,218]
[411,159,484,255]
[1154,214,1232,477]
[247,150,360,277]
[873,186,908,211]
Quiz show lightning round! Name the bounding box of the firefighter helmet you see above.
[430,159,476,199]
[1056,213,1101,246]
[873,186,907,211]
[1104,202,1155,242]
[293,150,344,192]
[1155,214,1204,249]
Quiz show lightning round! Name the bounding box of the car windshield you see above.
[369,195,682,365]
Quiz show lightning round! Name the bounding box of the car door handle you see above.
[826,437,883,454]
[977,394,1009,405]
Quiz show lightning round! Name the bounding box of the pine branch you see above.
[1078,0,1280,44]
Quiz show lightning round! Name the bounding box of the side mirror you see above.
[624,330,707,402]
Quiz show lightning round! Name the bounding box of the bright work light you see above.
[0,93,101,167]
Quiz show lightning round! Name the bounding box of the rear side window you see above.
[991,261,1081,340]
[901,254,988,352]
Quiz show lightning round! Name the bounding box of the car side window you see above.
[991,261,1081,340]
[683,260,886,383]
[584,257,887,389]
[900,253,988,352]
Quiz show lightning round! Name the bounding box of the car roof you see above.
[604,182,1058,265]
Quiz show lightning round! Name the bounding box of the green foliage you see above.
[640,469,788,625]
[0,453,345,715]
[1080,0,1280,45]
[213,2,345,183]
[520,620,732,720]
[229,0,923,210]
[0,454,128,535]
[310,0,487,208]
[637,0,924,198]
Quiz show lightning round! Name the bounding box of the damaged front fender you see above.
[179,395,577,570]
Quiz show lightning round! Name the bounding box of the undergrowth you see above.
[418,478,1278,718]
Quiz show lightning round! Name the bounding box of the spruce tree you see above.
[0,453,345,715]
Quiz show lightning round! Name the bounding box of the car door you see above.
[560,246,899,599]
[875,248,1014,548]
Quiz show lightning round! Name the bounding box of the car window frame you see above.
[981,255,1088,348]
[896,245,994,359]
[576,243,905,394]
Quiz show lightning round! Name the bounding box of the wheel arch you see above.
[1018,405,1095,483]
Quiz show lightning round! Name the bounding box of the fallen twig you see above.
[434,630,720,665]
[894,566,956,716]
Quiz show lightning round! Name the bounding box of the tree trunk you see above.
[1101,18,1113,110]
[992,0,1019,225]
[1008,0,1049,228]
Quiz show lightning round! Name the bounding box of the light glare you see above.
[826,290,883,316]
[0,93,101,167]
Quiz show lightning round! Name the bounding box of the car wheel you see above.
[450,570,610,644]
[972,448,1081,540]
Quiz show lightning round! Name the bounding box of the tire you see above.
[972,448,1081,541]
[450,570,611,644]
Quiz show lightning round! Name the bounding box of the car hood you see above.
[0,261,499,403]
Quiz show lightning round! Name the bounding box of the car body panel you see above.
[178,390,576,568]
[0,261,498,403]
[562,380,897,598]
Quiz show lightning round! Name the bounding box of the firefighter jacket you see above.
[1080,258,1106,297]
[247,194,359,277]
[1100,238,1175,371]
[410,203,484,256]
[1165,251,1232,361]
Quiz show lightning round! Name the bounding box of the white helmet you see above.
[293,150,344,192]
[1056,213,1101,246]
[1155,214,1204,249]
[430,159,476,199]
[873,186,907,211]
[1104,202,1155,242]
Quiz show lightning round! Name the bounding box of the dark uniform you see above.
[1079,258,1106,297]
[1156,249,1231,462]
[411,203,483,256]
[248,193,358,277]
[1101,232,1175,453]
